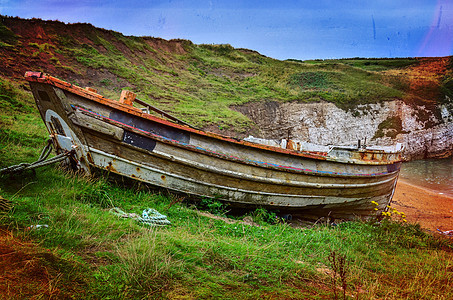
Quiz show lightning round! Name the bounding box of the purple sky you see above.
[1,0,452,60]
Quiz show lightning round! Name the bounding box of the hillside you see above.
[1,16,452,137]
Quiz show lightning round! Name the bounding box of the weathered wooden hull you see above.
[26,72,403,219]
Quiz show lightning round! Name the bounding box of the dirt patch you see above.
[0,229,86,299]
[391,179,453,232]
[196,211,261,227]
[201,123,257,140]
[142,37,189,55]
[231,100,293,139]
[384,56,450,107]
[77,245,115,269]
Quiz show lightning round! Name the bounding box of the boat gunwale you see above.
[25,72,403,166]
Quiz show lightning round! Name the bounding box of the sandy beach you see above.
[391,178,453,232]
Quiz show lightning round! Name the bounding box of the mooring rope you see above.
[0,139,71,175]
[0,195,12,212]
[109,207,171,226]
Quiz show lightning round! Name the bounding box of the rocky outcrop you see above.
[394,100,453,159]
[234,99,453,160]
[399,124,452,159]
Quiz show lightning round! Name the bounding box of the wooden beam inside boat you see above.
[134,97,199,130]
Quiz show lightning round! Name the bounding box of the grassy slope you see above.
[1,16,451,136]
[1,17,453,298]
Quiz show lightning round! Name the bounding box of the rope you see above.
[109,207,171,226]
[0,196,12,213]
[0,139,71,175]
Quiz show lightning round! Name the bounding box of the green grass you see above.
[2,167,452,298]
[0,21,18,45]
[0,77,35,113]
[336,58,420,71]
[374,116,403,139]
[1,77,452,298]
[300,58,420,71]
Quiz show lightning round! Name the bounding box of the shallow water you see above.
[399,157,453,197]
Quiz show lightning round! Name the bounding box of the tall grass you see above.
[1,160,452,298]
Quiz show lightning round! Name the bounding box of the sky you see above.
[1,0,452,60]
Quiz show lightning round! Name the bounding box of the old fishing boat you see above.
[25,72,403,219]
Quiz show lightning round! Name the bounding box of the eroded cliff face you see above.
[234,99,453,160]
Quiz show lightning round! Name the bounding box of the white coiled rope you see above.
[109,207,171,226]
